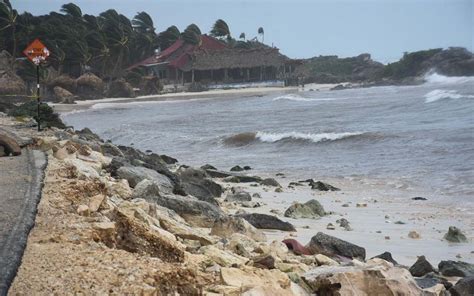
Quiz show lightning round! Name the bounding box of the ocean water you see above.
[62,73,474,202]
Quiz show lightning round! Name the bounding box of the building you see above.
[128,35,300,88]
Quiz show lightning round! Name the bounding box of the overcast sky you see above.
[13,0,473,63]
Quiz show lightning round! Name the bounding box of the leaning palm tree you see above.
[132,11,154,33]
[0,0,18,60]
[157,25,180,50]
[210,19,230,38]
[239,32,245,41]
[185,23,201,36]
[60,3,83,19]
[258,27,264,43]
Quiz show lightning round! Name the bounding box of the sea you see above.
[62,73,474,203]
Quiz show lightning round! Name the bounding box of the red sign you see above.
[23,38,50,65]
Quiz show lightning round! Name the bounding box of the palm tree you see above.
[258,27,264,43]
[239,32,245,41]
[185,23,201,36]
[210,19,230,38]
[132,11,154,33]
[60,3,83,19]
[182,29,200,45]
[0,0,18,61]
[157,25,180,50]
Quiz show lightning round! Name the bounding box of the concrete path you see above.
[0,148,46,296]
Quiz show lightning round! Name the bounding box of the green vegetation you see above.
[382,48,443,79]
[7,100,65,128]
[0,1,267,87]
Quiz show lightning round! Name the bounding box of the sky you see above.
[12,0,474,63]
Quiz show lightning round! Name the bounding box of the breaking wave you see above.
[272,94,337,102]
[424,89,474,103]
[424,72,474,85]
[223,131,368,146]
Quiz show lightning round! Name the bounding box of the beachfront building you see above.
[128,35,300,89]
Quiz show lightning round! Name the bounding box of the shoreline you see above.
[2,115,472,294]
[51,86,300,113]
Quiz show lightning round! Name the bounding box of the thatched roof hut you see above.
[182,48,289,71]
[0,71,26,96]
[76,73,104,91]
[49,75,77,92]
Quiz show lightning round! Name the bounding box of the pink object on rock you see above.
[282,238,312,255]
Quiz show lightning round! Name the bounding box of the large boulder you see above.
[444,226,468,243]
[438,260,474,277]
[284,199,325,219]
[211,216,266,242]
[53,86,76,103]
[178,167,223,205]
[282,239,312,255]
[371,252,399,265]
[260,178,281,187]
[309,180,340,191]
[303,258,442,295]
[449,276,474,296]
[409,256,436,277]
[154,194,224,227]
[307,232,366,260]
[237,213,296,231]
[116,166,174,194]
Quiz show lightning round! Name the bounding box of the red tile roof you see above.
[127,35,227,71]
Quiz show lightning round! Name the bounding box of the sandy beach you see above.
[52,86,301,113]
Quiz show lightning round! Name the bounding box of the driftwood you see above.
[0,134,21,156]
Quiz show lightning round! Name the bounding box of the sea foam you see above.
[424,72,474,85]
[272,94,337,102]
[424,89,474,103]
[256,131,365,143]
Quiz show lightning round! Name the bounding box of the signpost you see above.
[23,39,50,131]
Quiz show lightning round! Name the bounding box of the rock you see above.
[275,187,283,193]
[0,134,21,156]
[229,233,259,254]
[107,179,132,200]
[241,201,261,208]
[117,166,173,194]
[282,239,312,255]
[408,231,421,239]
[416,273,453,290]
[439,260,474,277]
[224,174,262,183]
[284,199,325,219]
[243,166,252,170]
[101,143,124,157]
[341,203,349,207]
[0,146,4,157]
[77,204,90,216]
[412,196,428,201]
[225,191,251,203]
[220,267,291,291]
[131,179,161,200]
[252,193,262,199]
[237,213,296,231]
[252,254,276,269]
[409,256,436,277]
[309,180,340,191]
[158,211,216,246]
[205,169,233,178]
[211,216,266,242]
[303,259,438,295]
[444,226,468,243]
[356,203,367,207]
[372,252,398,265]
[230,165,244,171]
[178,167,223,204]
[449,276,474,296]
[315,254,338,266]
[53,86,76,103]
[200,164,216,170]
[336,218,352,231]
[394,220,406,225]
[307,232,366,260]
[326,223,335,230]
[88,194,105,212]
[154,194,224,227]
[159,154,177,164]
[260,178,281,187]
[199,246,247,267]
